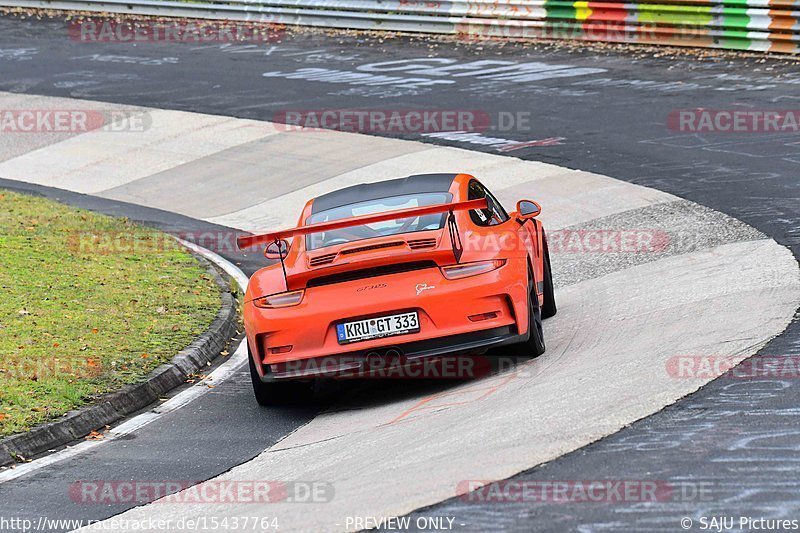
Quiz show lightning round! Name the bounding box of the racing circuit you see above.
[1,13,800,533]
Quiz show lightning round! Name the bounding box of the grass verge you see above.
[0,190,220,437]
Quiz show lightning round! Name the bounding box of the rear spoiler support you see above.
[447,211,464,263]
[275,237,290,292]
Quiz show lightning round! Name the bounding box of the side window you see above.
[467,180,509,227]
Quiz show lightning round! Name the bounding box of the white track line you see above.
[0,239,249,484]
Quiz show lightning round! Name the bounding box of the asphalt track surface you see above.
[0,14,800,532]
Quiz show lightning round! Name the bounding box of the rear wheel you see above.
[541,234,557,319]
[249,346,314,406]
[515,270,546,358]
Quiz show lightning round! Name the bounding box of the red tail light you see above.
[441,260,506,280]
[253,290,305,308]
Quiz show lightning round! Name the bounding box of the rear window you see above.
[305,192,452,251]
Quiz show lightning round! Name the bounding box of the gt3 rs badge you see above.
[357,283,387,292]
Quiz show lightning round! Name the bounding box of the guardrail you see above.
[2,0,799,53]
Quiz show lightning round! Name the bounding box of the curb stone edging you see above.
[0,252,240,467]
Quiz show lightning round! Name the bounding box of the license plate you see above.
[336,312,420,345]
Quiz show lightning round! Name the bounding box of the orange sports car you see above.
[237,173,556,404]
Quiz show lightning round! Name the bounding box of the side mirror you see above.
[516,200,542,220]
[265,239,290,260]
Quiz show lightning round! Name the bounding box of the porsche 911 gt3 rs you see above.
[237,173,556,404]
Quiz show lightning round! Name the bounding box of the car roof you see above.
[310,173,458,214]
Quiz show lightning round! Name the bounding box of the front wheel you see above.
[249,346,314,406]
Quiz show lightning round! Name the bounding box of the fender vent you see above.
[309,253,337,267]
[407,238,437,250]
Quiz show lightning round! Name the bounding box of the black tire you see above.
[249,346,314,406]
[541,234,557,319]
[515,270,546,358]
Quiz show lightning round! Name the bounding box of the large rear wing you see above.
[237,198,488,250]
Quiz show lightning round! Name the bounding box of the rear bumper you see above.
[260,326,522,381]
[244,257,529,380]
